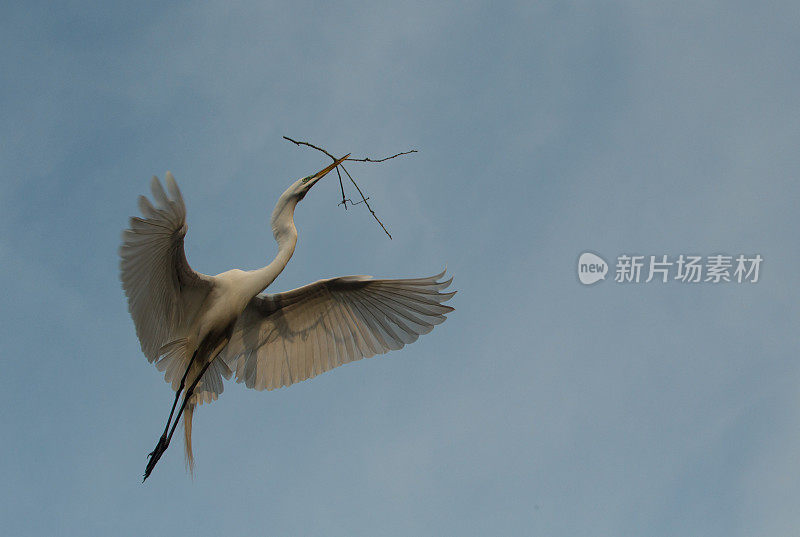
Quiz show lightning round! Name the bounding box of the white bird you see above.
[119,155,455,481]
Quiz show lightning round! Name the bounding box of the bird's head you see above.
[271,153,351,243]
[290,154,350,200]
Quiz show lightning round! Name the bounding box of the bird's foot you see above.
[143,434,168,482]
[147,433,168,458]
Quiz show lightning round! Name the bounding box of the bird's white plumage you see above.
[121,164,454,476]
[219,272,455,390]
[119,174,230,403]
[119,174,211,359]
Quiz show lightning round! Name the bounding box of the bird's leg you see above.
[143,351,199,482]
[143,359,213,482]
[164,359,212,448]
[147,350,198,460]
[161,351,198,447]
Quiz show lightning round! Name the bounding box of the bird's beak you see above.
[306,154,351,188]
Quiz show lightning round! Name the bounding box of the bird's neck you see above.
[243,194,299,298]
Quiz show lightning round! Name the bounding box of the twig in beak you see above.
[283,135,416,240]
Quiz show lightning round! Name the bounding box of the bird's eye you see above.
[301,175,313,184]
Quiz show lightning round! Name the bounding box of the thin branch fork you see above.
[283,136,418,240]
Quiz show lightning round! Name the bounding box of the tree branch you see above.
[282,136,336,160]
[283,136,417,240]
[344,149,418,163]
[339,162,392,240]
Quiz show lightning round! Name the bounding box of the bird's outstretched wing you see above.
[120,174,221,395]
[219,271,455,391]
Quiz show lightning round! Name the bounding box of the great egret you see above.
[119,155,455,481]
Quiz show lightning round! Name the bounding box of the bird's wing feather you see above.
[119,173,213,363]
[219,271,455,391]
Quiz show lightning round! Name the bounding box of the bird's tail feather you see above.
[183,402,196,476]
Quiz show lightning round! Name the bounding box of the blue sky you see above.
[2,1,799,535]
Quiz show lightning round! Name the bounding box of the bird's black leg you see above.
[143,351,198,482]
[143,359,212,482]
[164,360,212,447]
[162,351,199,444]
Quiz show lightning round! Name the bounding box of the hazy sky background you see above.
[2,1,799,535]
